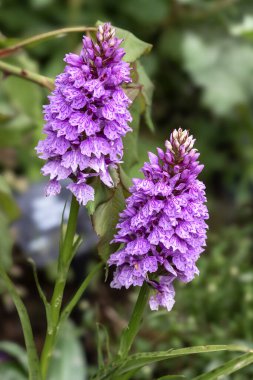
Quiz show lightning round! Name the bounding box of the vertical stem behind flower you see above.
[40,195,79,380]
[118,282,150,359]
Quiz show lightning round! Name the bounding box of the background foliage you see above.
[1,0,253,378]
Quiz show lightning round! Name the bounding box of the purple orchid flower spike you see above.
[36,23,132,205]
[108,128,209,311]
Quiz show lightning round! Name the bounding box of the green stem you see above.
[0,26,97,58]
[0,60,54,90]
[118,282,150,358]
[0,266,41,380]
[60,196,80,266]
[40,196,79,380]
[60,262,103,326]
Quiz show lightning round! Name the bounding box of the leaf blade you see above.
[193,352,253,380]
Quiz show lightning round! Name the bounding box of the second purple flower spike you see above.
[36,23,132,205]
[108,128,209,311]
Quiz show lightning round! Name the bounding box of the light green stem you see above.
[0,60,54,90]
[118,282,150,358]
[0,266,41,380]
[0,26,96,58]
[40,196,79,380]
[60,262,103,326]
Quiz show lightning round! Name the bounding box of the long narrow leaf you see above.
[94,345,250,380]
[118,345,250,375]
[0,266,41,380]
[28,259,52,333]
[193,352,253,380]
[96,323,105,370]
[0,341,28,373]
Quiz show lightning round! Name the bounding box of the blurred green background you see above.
[1,0,253,379]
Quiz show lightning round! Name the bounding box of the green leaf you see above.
[97,323,105,369]
[230,16,253,38]
[0,212,13,270]
[119,166,132,193]
[91,184,126,261]
[0,176,17,273]
[136,62,155,131]
[0,341,28,373]
[156,376,186,380]
[0,362,27,380]
[95,345,249,379]
[28,259,52,333]
[0,175,20,221]
[112,369,139,380]
[115,27,152,62]
[193,352,253,380]
[96,323,112,370]
[121,0,168,25]
[122,96,142,176]
[0,114,33,148]
[3,54,43,120]
[96,21,152,62]
[182,33,253,116]
[47,320,87,380]
[119,345,250,375]
[0,267,41,379]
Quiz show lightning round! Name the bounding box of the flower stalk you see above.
[118,282,150,359]
[40,195,79,380]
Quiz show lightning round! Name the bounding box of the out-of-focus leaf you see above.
[28,0,55,8]
[158,30,183,61]
[121,0,168,25]
[0,341,28,373]
[96,323,111,370]
[156,376,186,380]
[0,175,20,221]
[193,352,253,380]
[0,362,27,380]
[97,323,105,369]
[96,21,152,62]
[0,37,19,49]
[0,115,33,148]
[136,62,155,131]
[3,54,43,121]
[230,16,253,38]
[182,33,253,116]
[47,320,87,380]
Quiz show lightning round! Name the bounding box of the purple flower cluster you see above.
[108,129,208,311]
[36,23,132,205]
